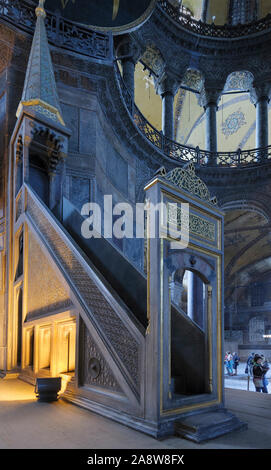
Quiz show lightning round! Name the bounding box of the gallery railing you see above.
[2,0,271,168]
[0,0,113,61]
[115,64,271,168]
[2,0,271,60]
[158,0,271,38]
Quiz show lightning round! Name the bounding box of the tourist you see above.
[245,352,255,376]
[225,351,234,376]
[252,354,265,392]
[233,352,240,376]
[261,355,269,394]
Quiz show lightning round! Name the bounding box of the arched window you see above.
[228,0,259,25]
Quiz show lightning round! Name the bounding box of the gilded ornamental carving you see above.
[157,162,218,205]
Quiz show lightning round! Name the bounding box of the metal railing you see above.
[115,64,271,168]
[0,0,113,61]
[158,0,271,38]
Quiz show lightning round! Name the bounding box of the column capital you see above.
[156,71,180,97]
[199,87,222,110]
[116,34,141,65]
[250,81,271,106]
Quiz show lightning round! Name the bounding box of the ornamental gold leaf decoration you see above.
[163,162,217,206]
[167,204,216,242]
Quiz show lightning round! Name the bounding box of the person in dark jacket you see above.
[232,352,240,376]
[253,354,266,392]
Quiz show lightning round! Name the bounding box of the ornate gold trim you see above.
[16,100,65,127]
[158,162,218,206]
[167,203,216,243]
[145,179,224,218]
[161,398,221,416]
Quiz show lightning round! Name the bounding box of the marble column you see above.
[122,57,136,101]
[117,35,140,103]
[158,74,179,141]
[200,88,222,164]
[187,270,195,321]
[187,271,204,329]
[251,82,271,159]
[201,0,209,22]
[256,96,269,149]
[205,102,217,153]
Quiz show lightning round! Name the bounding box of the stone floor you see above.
[0,378,270,449]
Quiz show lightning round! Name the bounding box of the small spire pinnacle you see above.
[16,0,65,127]
[35,0,46,19]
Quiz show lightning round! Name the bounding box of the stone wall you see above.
[27,230,72,319]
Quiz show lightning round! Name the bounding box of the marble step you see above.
[175,409,247,443]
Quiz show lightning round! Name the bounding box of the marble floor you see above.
[0,378,270,449]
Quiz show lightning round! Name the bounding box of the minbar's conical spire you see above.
[16,0,65,126]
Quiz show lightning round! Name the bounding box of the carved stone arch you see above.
[221,199,270,223]
[248,56,271,82]
[222,199,271,285]
[167,250,215,285]
[224,70,255,93]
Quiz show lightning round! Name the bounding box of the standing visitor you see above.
[245,352,255,376]
[233,352,240,376]
[225,352,234,376]
[252,354,265,392]
[261,355,269,394]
